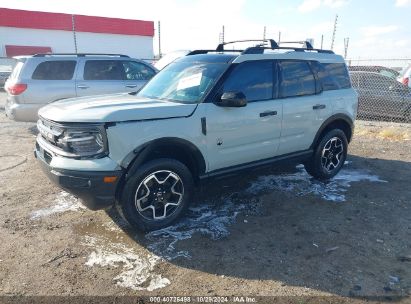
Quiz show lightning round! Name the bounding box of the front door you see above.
[76,59,126,96]
[204,60,283,172]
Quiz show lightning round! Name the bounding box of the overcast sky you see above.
[1,0,410,59]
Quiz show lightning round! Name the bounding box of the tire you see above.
[119,158,194,231]
[304,129,348,180]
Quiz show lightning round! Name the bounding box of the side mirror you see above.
[217,91,247,107]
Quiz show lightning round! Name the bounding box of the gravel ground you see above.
[0,92,410,303]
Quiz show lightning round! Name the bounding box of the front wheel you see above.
[304,129,348,180]
[119,158,194,231]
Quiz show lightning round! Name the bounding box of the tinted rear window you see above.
[279,61,316,98]
[313,62,351,91]
[32,61,76,80]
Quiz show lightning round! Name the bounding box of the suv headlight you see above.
[58,127,107,157]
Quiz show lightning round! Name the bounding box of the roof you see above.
[0,8,154,37]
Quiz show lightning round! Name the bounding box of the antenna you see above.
[331,14,338,50]
[320,34,324,49]
[344,37,350,59]
[263,26,266,41]
[278,31,281,44]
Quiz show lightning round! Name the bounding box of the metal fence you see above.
[346,58,411,123]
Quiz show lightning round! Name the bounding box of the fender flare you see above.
[310,114,354,149]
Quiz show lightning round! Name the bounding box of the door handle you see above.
[125,84,138,88]
[259,110,277,117]
[313,104,326,110]
[77,85,89,89]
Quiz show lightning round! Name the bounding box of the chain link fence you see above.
[346,58,411,123]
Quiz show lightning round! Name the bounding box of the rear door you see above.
[121,60,156,92]
[24,59,77,104]
[76,59,126,96]
[277,60,331,155]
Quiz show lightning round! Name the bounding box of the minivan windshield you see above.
[137,61,228,104]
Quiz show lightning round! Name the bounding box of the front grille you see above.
[37,118,64,148]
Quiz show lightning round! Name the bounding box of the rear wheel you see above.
[119,158,194,231]
[304,129,348,180]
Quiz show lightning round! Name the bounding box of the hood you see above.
[38,93,197,123]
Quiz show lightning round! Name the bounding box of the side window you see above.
[32,61,76,80]
[279,61,316,97]
[122,61,156,81]
[222,61,274,102]
[83,60,124,80]
[313,62,351,91]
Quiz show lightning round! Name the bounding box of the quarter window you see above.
[313,62,351,90]
[279,61,316,97]
[84,60,123,80]
[222,61,274,102]
[32,61,76,80]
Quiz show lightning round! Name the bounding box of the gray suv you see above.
[5,53,157,122]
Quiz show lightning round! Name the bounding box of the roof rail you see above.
[32,53,130,58]
[187,49,244,56]
[279,41,314,49]
[187,39,334,56]
[242,46,334,55]
[216,39,278,51]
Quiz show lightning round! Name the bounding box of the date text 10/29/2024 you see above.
[149,296,257,303]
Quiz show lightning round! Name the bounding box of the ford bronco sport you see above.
[35,40,358,231]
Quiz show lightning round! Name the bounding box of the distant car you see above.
[154,50,190,70]
[397,63,411,88]
[350,71,411,121]
[0,57,16,88]
[348,65,400,79]
[5,53,158,122]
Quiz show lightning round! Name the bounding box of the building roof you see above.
[0,8,154,37]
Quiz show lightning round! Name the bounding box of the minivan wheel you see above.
[119,158,194,231]
[304,129,348,180]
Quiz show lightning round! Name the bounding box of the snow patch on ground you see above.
[83,235,170,291]
[146,193,261,260]
[145,163,386,260]
[31,191,85,219]
[247,165,387,202]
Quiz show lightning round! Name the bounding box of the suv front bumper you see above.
[34,142,123,211]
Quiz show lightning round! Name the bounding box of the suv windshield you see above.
[138,61,228,104]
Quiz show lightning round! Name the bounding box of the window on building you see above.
[32,61,76,80]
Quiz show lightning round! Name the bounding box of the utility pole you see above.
[71,14,78,53]
[219,25,225,44]
[263,26,266,41]
[158,21,162,59]
[344,37,350,59]
[331,14,338,50]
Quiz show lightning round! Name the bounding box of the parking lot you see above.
[0,90,411,302]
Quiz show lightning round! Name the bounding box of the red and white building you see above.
[0,8,154,59]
